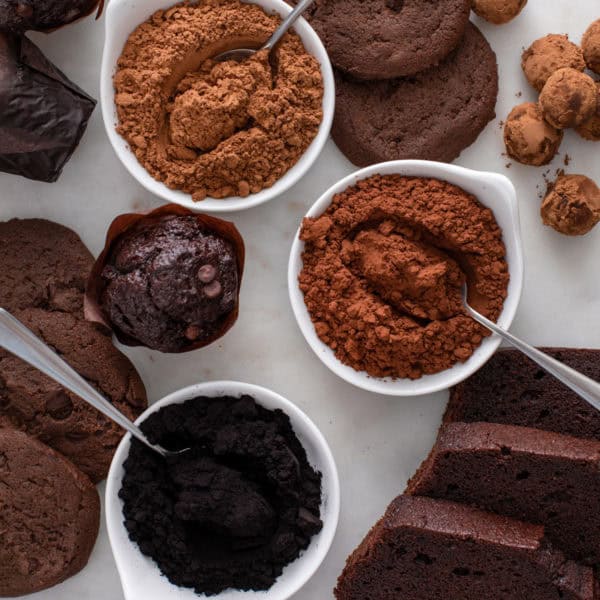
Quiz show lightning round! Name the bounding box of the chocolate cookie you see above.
[0,218,94,314]
[332,23,498,167]
[301,0,471,80]
[0,428,100,596]
[0,308,147,482]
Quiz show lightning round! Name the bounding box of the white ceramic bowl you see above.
[100,0,335,213]
[106,381,340,600]
[288,160,524,397]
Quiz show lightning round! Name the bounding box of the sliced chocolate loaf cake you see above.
[445,348,600,440]
[335,495,597,600]
[407,422,600,568]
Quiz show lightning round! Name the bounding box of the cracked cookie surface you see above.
[0,428,100,596]
[0,308,147,482]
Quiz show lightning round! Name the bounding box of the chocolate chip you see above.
[197,264,216,283]
[45,390,73,420]
[204,280,222,299]
[16,3,33,17]
[185,324,201,340]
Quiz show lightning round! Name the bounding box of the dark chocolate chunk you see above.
[0,0,103,33]
[0,33,96,182]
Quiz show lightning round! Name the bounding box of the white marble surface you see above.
[1,1,599,598]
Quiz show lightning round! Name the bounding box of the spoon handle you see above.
[0,307,156,452]
[262,0,315,52]
[465,305,600,413]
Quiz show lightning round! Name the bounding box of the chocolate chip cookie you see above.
[301,0,471,80]
[0,308,147,482]
[0,428,100,596]
[331,23,498,166]
[0,218,94,314]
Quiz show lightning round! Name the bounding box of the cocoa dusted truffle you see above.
[582,19,600,74]
[576,82,600,141]
[521,34,586,92]
[0,0,103,32]
[504,102,563,166]
[97,214,242,352]
[541,174,600,236]
[539,68,597,129]
[471,0,526,24]
[0,32,95,182]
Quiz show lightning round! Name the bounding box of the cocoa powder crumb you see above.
[114,0,323,201]
[299,175,509,380]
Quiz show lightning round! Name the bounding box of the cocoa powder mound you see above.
[114,0,323,201]
[299,175,509,379]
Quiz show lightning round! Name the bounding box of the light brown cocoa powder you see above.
[299,175,510,380]
[114,0,323,201]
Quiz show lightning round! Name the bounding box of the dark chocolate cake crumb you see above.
[119,395,323,596]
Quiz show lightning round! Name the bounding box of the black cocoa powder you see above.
[119,395,323,595]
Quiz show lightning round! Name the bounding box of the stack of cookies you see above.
[0,219,147,596]
[336,348,600,599]
[299,0,506,166]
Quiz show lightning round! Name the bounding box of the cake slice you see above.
[335,495,598,600]
[445,348,600,440]
[408,422,600,568]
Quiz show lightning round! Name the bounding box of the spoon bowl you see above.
[213,0,315,62]
[214,48,257,62]
[106,381,340,600]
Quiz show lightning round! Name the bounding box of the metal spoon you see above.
[462,284,600,412]
[214,0,315,62]
[0,307,187,458]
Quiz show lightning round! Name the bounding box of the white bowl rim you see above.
[288,159,525,397]
[100,0,335,214]
[105,380,340,600]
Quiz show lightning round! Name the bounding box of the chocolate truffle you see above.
[471,0,526,24]
[582,19,600,74]
[541,174,600,236]
[576,82,600,141]
[503,102,563,166]
[521,34,586,92]
[539,68,597,129]
[100,215,239,352]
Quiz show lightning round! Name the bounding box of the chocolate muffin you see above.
[408,422,600,568]
[100,215,239,352]
[445,348,600,440]
[335,495,597,600]
[0,428,100,596]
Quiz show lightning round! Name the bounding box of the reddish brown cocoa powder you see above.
[299,175,509,379]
